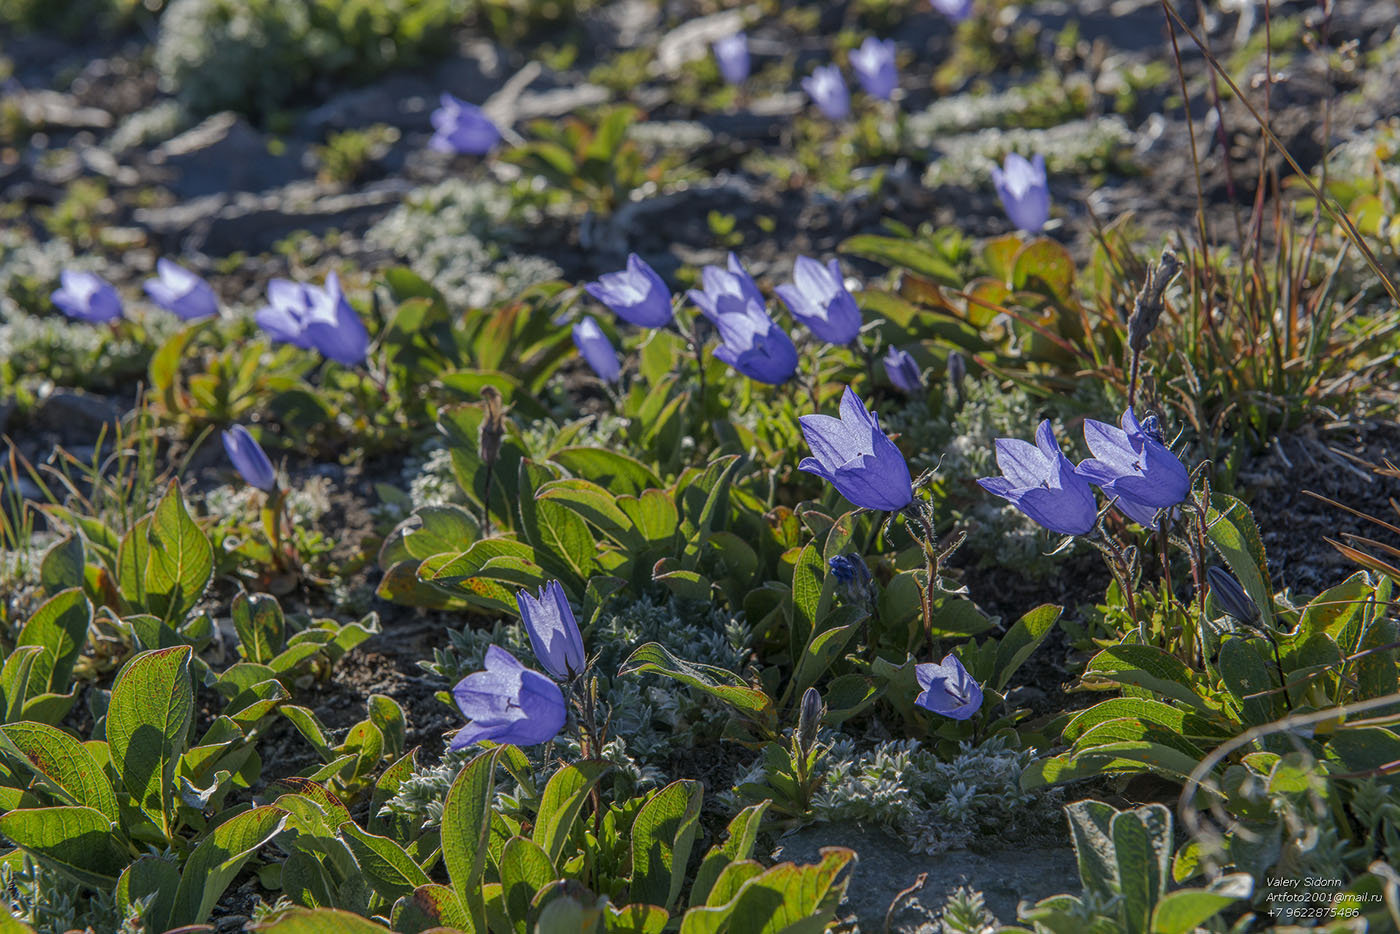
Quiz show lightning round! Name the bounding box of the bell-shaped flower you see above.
[802,64,850,121]
[883,347,923,394]
[51,270,122,323]
[799,387,913,511]
[517,580,587,681]
[143,259,218,321]
[571,317,620,383]
[713,32,750,85]
[991,152,1050,233]
[222,426,277,492]
[977,420,1097,536]
[449,646,567,749]
[929,0,974,21]
[256,272,369,366]
[850,37,897,100]
[689,256,797,385]
[584,254,673,328]
[775,256,862,345]
[1075,407,1189,528]
[915,654,983,720]
[429,92,502,155]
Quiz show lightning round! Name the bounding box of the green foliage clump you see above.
[154,0,470,118]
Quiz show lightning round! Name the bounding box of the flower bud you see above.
[1207,565,1259,626]
[797,686,825,754]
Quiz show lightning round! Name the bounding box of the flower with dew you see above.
[584,253,673,328]
[915,653,983,720]
[799,387,913,511]
[517,580,587,681]
[222,426,277,492]
[713,32,750,85]
[991,152,1050,234]
[143,258,218,321]
[849,37,897,100]
[255,272,370,365]
[775,255,862,345]
[883,347,923,394]
[688,255,798,385]
[449,646,567,749]
[51,270,122,323]
[429,92,502,155]
[929,0,974,22]
[1074,407,1189,529]
[976,420,1097,536]
[802,64,850,121]
[571,316,621,383]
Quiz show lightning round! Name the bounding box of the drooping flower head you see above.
[977,420,1097,536]
[429,92,502,155]
[255,272,369,365]
[802,64,850,121]
[449,646,567,749]
[1075,407,1189,529]
[991,152,1050,234]
[883,347,923,395]
[849,37,897,100]
[222,426,277,492]
[571,316,621,384]
[51,270,122,323]
[799,387,913,512]
[929,0,974,22]
[775,256,862,345]
[915,654,983,720]
[584,254,673,328]
[713,32,750,85]
[688,255,798,385]
[143,259,218,321]
[516,580,587,681]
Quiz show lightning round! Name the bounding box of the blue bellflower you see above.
[144,259,218,321]
[929,0,974,21]
[256,272,370,365]
[51,270,122,323]
[849,37,897,100]
[571,316,621,383]
[222,426,277,492]
[516,580,587,681]
[775,256,862,345]
[915,654,983,719]
[429,93,502,155]
[883,347,923,394]
[584,254,673,328]
[802,64,850,120]
[688,255,798,385]
[449,646,567,749]
[991,153,1050,234]
[713,32,750,85]
[799,387,913,511]
[1075,407,1189,528]
[977,420,1097,536]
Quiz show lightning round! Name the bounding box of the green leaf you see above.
[169,805,288,926]
[232,592,285,665]
[0,722,117,820]
[500,836,557,934]
[841,234,960,283]
[1207,495,1273,629]
[339,821,432,901]
[125,481,214,623]
[249,908,394,933]
[691,800,771,906]
[369,748,418,836]
[550,446,662,496]
[993,604,1061,691]
[441,746,505,929]
[0,806,128,887]
[518,459,595,583]
[105,646,195,835]
[1112,804,1171,934]
[39,534,85,596]
[630,779,703,910]
[392,884,469,933]
[1218,637,1278,726]
[116,856,181,932]
[1081,644,1211,712]
[0,647,43,722]
[619,643,775,731]
[15,588,90,697]
[1150,874,1252,934]
[532,760,610,866]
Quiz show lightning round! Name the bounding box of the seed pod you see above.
[479,385,506,469]
[1127,249,1182,353]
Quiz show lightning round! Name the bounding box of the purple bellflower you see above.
[516,580,587,681]
[430,93,501,155]
[1075,407,1189,528]
[991,152,1051,234]
[713,32,750,85]
[584,254,673,328]
[849,37,897,100]
[449,646,567,749]
[222,426,277,492]
[688,255,798,385]
[915,654,983,719]
[51,270,122,323]
[571,316,621,383]
[883,347,923,394]
[799,387,914,512]
[144,259,218,320]
[775,256,862,345]
[802,64,850,121]
[977,420,1098,536]
[256,272,370,365]
[929,0,974,21]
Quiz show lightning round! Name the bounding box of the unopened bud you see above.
[797,687,824,753]
[1207,565,1259,626]
[947,351,967,406]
